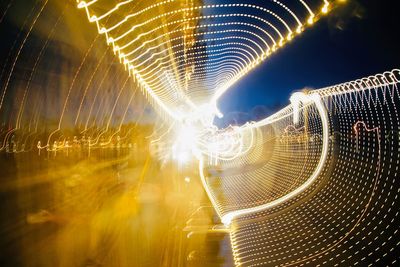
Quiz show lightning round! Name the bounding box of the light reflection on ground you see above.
[0,148,233,267]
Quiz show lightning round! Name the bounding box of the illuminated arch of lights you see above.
[1,0,400,266]
[76,0,331,123]
[73,2,400,264]
[223,69,400,266]
[74,0,337,174]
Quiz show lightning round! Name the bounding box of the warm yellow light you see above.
[76,0,325,117]
[322,1,330,14]
[176,151,190,164]
[307,16,314,25]
[172,123,197,164]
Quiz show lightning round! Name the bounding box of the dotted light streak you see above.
[73,5,400,260]
[0,1,149,153]
[199,92,330,225]
[213,70,398,267]
[274,120,382,267]
[16,3,68,130]
[0,1,334,152]
[0,0,50,151]
[0,0,49,112]
[87,76,131,147]
[198,70,398,231]
[76,0,328,123]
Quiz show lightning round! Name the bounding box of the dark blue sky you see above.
[216,0,400,125]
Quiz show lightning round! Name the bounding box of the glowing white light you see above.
[172,124,197,164]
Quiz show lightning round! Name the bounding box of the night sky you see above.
[216,0,400,125]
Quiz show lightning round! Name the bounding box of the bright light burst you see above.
[75,0,335,168]
[0,0,399,266]
[74,2,400,265]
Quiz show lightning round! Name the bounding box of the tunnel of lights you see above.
[1,0,400,266]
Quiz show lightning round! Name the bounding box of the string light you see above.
[76,0,325,120]
[2,1,399,266]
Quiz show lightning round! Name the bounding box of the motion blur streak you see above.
[1,0,400,266]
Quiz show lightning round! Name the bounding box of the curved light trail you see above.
[76,0,332,122]
[0,0,399,266]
